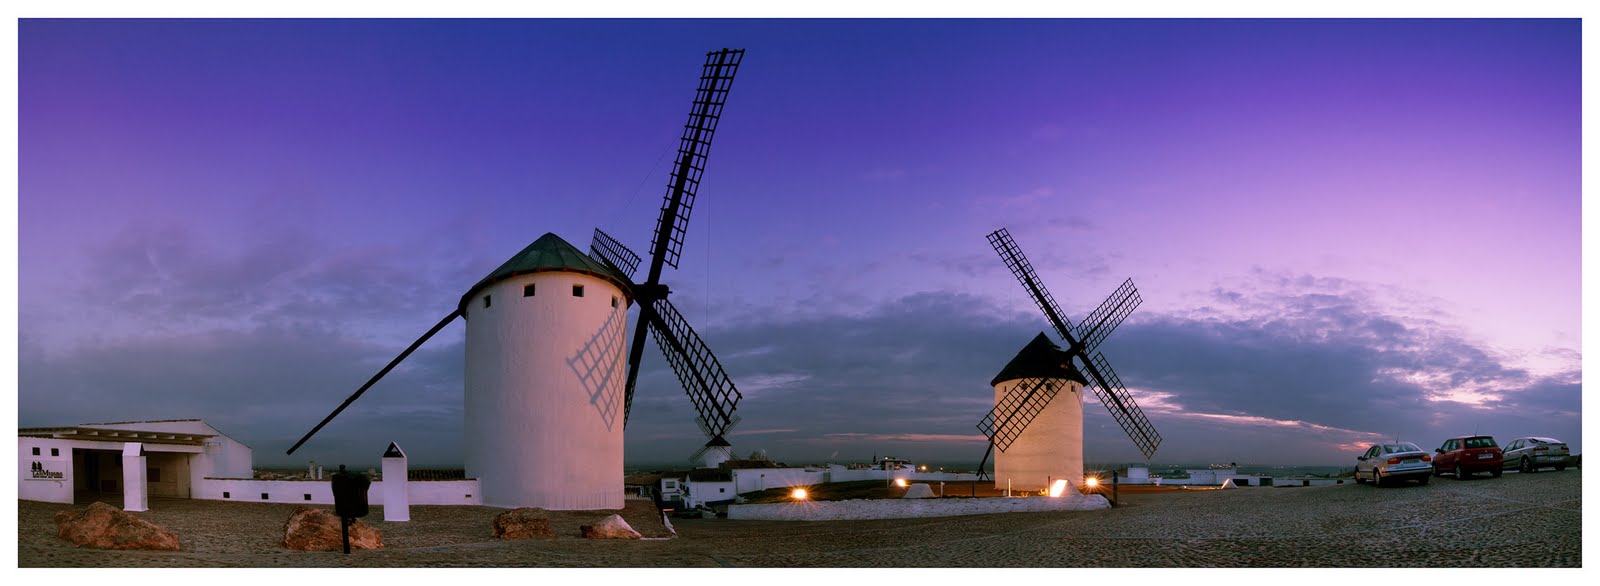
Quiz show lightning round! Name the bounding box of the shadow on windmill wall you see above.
[568,304,626,432]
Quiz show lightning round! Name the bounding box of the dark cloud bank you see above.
[19,242,1580,469]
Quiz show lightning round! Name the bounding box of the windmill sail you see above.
[1083,351,1162,458]
[1076,278,1140,354]
[987,228,1076,343]
[616,48,747,453]
[590,228,642,280]
[651,48,744,272]
[644,297,743,441]
[977,377,1067,452]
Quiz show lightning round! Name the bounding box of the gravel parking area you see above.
[16,468,1580,567]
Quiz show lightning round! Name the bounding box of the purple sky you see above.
[17,19,1581,469]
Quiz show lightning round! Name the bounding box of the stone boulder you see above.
[282,507,383,551]
[901,483,936,498]
[579,514,641,539]
[492,507,555,540]
[54,502,181,551]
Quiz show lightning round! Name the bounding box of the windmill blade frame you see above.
[1075,278,1141,355]
[977,376,1067,452]
[1079,351,1162,459]
[651,48,744,272]
[590,228,642,281]
[987,228,1076,344]
[642,296,743,441]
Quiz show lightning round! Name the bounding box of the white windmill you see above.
[288,49,750,510]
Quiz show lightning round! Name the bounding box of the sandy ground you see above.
[16,468,1580,567]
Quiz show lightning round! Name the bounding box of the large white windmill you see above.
[288,48,750,510]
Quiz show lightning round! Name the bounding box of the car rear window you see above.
[1385,443,1421,453]
[1532,437,1561,444]
[1465,437,1497,448]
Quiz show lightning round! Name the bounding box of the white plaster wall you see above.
[684,480,736,508]
[193,478,481,506]
[464,271,629,510]
[18,438,73,504]
[731,468,828,494]
[993,377,1085,492]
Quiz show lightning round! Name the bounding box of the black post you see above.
[341,516,351,554]
[1112,469,1120,507]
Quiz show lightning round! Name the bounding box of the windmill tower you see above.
[286,48,749,509]
[989,333,1088,491]
[976,228,1160,491]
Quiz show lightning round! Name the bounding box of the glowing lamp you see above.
[1048,478,1069,497]
[1085,476,1100,488]
[791,488,808,500]
[894,478,908,488]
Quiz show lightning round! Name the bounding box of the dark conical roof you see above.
[458,232,631,314]
[990,332,1088,387]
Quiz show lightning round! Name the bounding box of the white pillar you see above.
[121,443,148,512]
[382,442,409,522]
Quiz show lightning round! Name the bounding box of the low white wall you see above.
[728,467,983,495]
[195,478,481,506]
[729,493,1111,521]
[732,468,828,494]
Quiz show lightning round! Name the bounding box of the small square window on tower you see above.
[572,284,585,297]
[484,295,492,308]
[524,283,536,297]
[51,448,59,456]
[31,447,39,456]
[611,296,618,308]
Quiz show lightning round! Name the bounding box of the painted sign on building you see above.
[26,459,67,481]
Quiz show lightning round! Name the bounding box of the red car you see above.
[1433,435,1503,479]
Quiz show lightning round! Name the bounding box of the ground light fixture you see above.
[894,478,908,488]
[1082,475,1101,495]
[1048,478,1070,497]
[791,488,808,500]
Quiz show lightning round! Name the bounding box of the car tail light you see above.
[1387,457,1402,465]
[1533,446,1548,452]
[1420,454,1432,462]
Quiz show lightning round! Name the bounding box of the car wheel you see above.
[1555,465,1566,471]
[1417,475,1429,485]
[1372,468,1384,487]
[1521,457,1534,473]
[1491,468,1502,478]
[1454,464,1466,480]
[1354,466,1366,484]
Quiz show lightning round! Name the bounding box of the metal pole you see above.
[341,516,351,554]
[1112,469,1119,507]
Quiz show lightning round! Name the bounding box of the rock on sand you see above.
[580,514,641,539]
[54,501,181,551]
[282,507,383,551]
[493,507,555,540]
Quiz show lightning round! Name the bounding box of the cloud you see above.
[19,260,1580,471]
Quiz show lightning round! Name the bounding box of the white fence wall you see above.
[194,478,481,506]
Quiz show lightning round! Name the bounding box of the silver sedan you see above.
[1355,442,1433,486]
[1502,437,1571,473]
